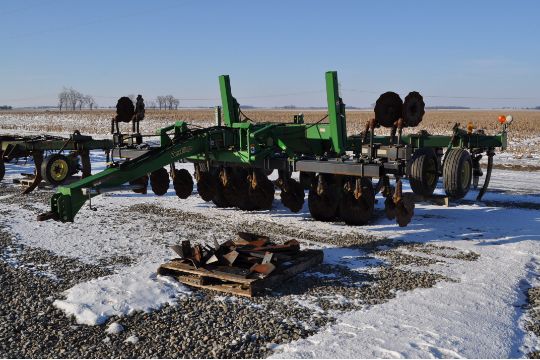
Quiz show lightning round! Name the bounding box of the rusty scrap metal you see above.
[250,262,276,277]
[167,232,307,280]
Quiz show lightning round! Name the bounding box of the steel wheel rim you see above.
[51,159,69,181]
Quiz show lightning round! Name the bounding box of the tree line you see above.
[155,95,180,110]
[58,87,96,111]
[57,88,181,111]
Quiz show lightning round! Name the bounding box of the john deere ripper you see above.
[38,71,509,226]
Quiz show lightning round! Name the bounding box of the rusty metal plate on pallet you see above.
[158,249,323,297]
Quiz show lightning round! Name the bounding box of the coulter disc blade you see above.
[150,168,170,196]
[221,167,257,211]
[307,174,339,222]
[395,193,415,227]
[248,170,275,210]
[280,178,305,213]
[129,174,148,194]
[196,171,217,202]
[212,179,231,208]
[384,197,396,220]
[339,177,375,225]
[173,168,194,199]
[115,97,135,123]
[0,160,5,182]
[403,91,425,127]
[375,92,403,128]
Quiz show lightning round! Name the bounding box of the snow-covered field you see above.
[1,148,539,358]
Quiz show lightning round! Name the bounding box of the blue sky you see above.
[1,0,539,108]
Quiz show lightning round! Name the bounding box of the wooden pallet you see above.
[157,249,323,297]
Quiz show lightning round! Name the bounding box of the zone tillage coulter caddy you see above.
[0,133,114,193]
[38,71,510,226]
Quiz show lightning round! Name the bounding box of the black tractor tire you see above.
[308,174,339,222]
[443,148,473,200]
[150,168,170,196]
[173,168,194,199]
[408,148,439,197]
[339,177,375,225]
[41,153,73,186]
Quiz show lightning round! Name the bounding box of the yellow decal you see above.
[170,146,193,158]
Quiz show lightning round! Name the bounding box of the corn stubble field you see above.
[0,109,539,156]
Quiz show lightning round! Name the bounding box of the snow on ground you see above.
[53,265,191,326]
[1,150,539,357]
[273,238,540,358]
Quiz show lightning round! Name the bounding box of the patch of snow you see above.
[271,205,540,358]
[105,322,124,335]
[213,295,239,303]
[124,335,139,344]
[519,255,540,356]
[53,264,191,325]
[292,296,325,313]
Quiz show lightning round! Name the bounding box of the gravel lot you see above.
[525,287,540,358]
[0,182,494,358]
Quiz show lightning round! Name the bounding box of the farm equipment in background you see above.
[37,71,510,227]
[0,133,114,193]
[0,96,149,193]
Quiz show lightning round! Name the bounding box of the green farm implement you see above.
[38,71,510,226]
[0,133,114,193]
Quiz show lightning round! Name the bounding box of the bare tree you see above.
[85,95,96,110]
[58,88,96,111]
[77,93,85,110]
[57,88,69,111]
[66,88,81,111]
[155,95,179,110]
[156,96,165,110]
